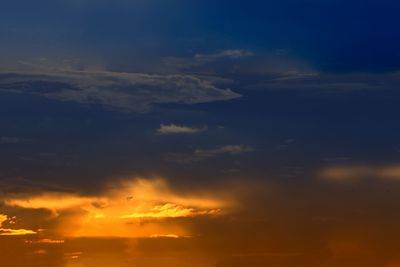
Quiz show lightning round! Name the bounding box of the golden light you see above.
[2,177,233,238]
[0,214,37,236]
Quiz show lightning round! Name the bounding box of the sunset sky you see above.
[2,1,400,266]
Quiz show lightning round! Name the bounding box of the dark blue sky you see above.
[1,0,400,182]
[1,0,400,71]
[1,0,400,185]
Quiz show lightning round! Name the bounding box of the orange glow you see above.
[25,239,65,244]
[0,228,37,236]
[5,194,100,211]
[149,234,188,238]
[321,164,400,181]
[0,214,37,236]
[120,203,221,219]
[32,249,48,255]
[320,166,371,181]
[64,252,83,260]
[2,177,232,238]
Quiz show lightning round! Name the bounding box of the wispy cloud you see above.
[25,239,65,244]
[320,164,400,182]
[0,137,30,144]
[245,71,400,92]
[162,49,254,72]
[0,70,241,113]
[157,124,205,135]
[0,214,37,236]
[194,49,254,62]
[165,145,254,163]
[120,203,220,219]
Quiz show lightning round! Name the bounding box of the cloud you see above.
[2,177,232,238]
[120,203,220,219]
[194,49,254,62]
[161,49,255,72]
[0,70,241,112]
[0,137,30,144]
[245,71,400,92]
[157,124,205,135]
[0,177,74,196]
[0,214,37,236]
[165,145,254,163]
[320,165,400,182]
[25,239,65,244]
[149,234,187,239]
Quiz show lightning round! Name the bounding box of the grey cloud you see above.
[0,177,74,196]
[157,124,206,135]
[0,137,30,144]
[165,145,254,163]
[194,49,254,62]
[161,49,254,72]
[245,71,400,92]
[0,70,241,112]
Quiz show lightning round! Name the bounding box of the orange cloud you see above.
[0,214,37,236]
[320,165,400,181]
[320,166,371,182]
[119,203,221,219]
[149,234,190,238]
[2,177,233,238]
[25,239,65,244]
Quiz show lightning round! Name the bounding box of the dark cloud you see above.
[244,71,400,92]
[194,49,254,62]
[165,145,254,163]
[0,71,240,112]
[0,137,31,144]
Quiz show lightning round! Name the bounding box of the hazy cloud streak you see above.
[165,145,254,163]
[157,124,205,135]
[0,70,241,112]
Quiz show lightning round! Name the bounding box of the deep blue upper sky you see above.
[1,0,400,191]
[1,0,400,71]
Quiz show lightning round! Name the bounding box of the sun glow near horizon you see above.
[1,177,233,238]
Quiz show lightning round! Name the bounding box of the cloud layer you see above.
[0,70,241,112]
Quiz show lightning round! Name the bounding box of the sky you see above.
[1,1,400,266]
